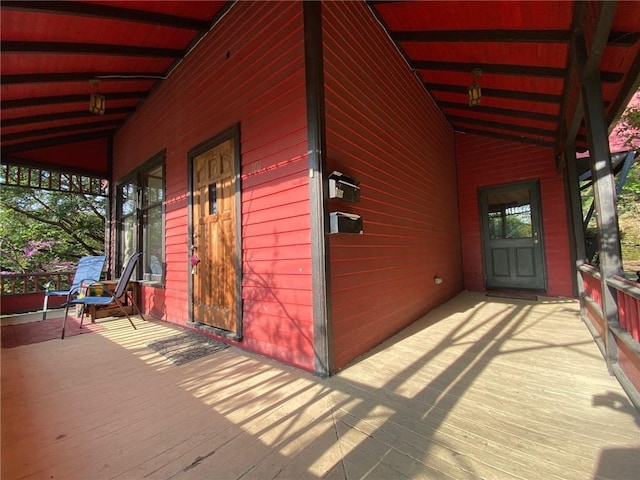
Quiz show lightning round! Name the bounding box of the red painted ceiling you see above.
[1,1,639,177]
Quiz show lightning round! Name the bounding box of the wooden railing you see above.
[578,264,640,408]
[1,164,108,196]
[609,275,640,342]
[1,271,75,295]
[1,271,78,315]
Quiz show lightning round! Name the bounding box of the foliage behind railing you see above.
[0,271,75,295]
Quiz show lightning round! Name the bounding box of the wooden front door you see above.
[480,180,547,291]
[191,138,239,332]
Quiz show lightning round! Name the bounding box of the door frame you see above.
[478,179,548,292]
[187,123,243,340]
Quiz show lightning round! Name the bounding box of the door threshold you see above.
[486,290,539,301]
[186,321,242,341]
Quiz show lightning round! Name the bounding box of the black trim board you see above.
[304,1,333,378]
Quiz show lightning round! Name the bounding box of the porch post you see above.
[304,1,333,377]
[578,45,623,373]
[564,141,586,298]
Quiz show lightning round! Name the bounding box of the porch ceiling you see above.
[1,1,639,177]
[1,1,231,175]
[368,0,640,151]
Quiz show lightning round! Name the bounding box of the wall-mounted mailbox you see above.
[330,212,363,234]
[328,171,360,203]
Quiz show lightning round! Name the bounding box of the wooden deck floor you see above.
[2,291,639,480]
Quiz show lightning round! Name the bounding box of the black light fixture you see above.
[89,79,105,115]
[468,68,482,107]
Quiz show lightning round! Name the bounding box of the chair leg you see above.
[61,303,71,340]
[43,294,49,321]
[113,296,137,330]
[131,299,145,322]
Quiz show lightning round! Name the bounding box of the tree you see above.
[0,187,106,273]
[614,90,640,207]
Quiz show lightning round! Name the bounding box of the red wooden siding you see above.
[456,134,573,297]
[323,2,464,371]
[112,2,316,371]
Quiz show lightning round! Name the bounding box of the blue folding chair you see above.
[62,253,144,339]
[42,255,106,321]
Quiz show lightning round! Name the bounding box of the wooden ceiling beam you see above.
[1,131,114,156]
[425,82,562,103]
[2,120,121,142]
[392,30,638,46]
[393,30,571,43]
[2,107,135,128]
[3,41,184,58]
[454,126,555,148]
[447,115,556,137]
[412,60,566,78]
[438,100,558,122]
[413,60,623,82]
[2,92,148,109]
[1,73,164,85]
[1,1,210,31]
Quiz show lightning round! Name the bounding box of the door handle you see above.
[190,254,200,274]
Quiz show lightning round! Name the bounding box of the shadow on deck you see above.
[1,291,638,479]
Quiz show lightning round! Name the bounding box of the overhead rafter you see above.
[447,115,556,138]
[2,73,166,85]
[2,41,185,58]
[412,60,567,78]
[2,120,121,142]
[392,29,638,46]
[438,101,558,122]
[424,83,562,103]
[2,107,136,128]
[393,30,572,43]
[1,131,115,156]
[2,92,148,110]
[1,1,211,30]
[454,126,555,148]
[413,60,623,82]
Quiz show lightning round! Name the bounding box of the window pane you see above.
[209,184,217,215]
[144,165,164,207]
[143,205,163,281]
[116,157,164,282]
[120,182,136,216]
[487,188,532,239]
[120,216,136,268]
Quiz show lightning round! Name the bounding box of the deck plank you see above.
[2,292,639,480]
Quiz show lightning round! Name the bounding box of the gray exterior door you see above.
[480,180,546,291]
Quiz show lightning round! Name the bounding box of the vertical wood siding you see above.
[112,2,315,371]
[323,2,464,370]
[456,133,573,297]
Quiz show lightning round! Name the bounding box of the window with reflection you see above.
[487,188,532,239]
[116,152,165,284]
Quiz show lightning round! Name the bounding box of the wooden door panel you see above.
[515,248,535,277]
[491,249,510,277]
[192,138,238,332]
